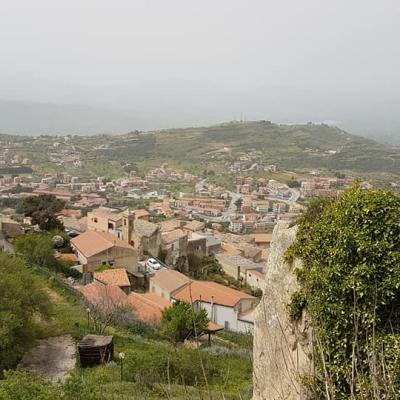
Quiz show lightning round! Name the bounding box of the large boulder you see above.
[253,222,313,400]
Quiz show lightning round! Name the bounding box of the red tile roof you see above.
[79,283,127,313]
[71,230,134,258]
[134,209,150,218]
[125,292,171,324]
[248,233,273,244]
[173,281,255,307]
[161,229,187,245]
[221,243,242,256]
[94,268,131,287]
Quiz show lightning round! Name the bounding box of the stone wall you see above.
[253,222,313,400]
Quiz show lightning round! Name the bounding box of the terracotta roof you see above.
[134,209,150,218]
[89,207,122,221]
[173,281,255,307]
[125,292,170,324]
[161,229,187,245]
[150,269,190,295]
[71,230,134,258]
[184,220,205,232]
[221,243,242,256]
[79,283,127,313]
[94,268,131,287]
[159,219,182,232]
[249,233,273,244]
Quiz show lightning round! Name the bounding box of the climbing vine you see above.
[286,185,400,399]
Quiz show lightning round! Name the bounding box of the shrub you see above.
[0,254,51,371]
[161,300,209,343]
[287,185,400,398]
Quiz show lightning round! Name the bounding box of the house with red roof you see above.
[172,279,259,333]
[93,268,131,294]
[125,292,171,326]
[71,230,137,273]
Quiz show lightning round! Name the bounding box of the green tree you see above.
[0,254,51,372]
[287,180,301,188]
[15,233,59,270]
[161,300,209,343]
[21,194,65,231]
[234,197,243,212]
[286,185,400,398]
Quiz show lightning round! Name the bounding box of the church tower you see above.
[121,209,135,246]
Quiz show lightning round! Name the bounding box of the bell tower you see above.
[122,209,135,246]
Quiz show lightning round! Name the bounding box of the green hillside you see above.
[4,121,400,180]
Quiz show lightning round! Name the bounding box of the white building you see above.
[173,280,259,333]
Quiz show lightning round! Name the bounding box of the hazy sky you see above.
[1,0,400,92]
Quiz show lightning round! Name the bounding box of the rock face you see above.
[253,222,313,400]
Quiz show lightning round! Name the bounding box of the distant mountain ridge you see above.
[1,79,400,143]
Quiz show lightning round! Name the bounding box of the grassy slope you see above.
[5,121,400,181]
[33,273,253,400]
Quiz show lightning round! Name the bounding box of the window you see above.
[93,217,98,223]
[224,321,230,330]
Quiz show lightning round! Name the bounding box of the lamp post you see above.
[118,352,125,381]
[86,308,90,329]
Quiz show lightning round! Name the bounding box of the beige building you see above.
[149,268,191,300]
[71,230,138,273]
[121,210,160,259]
[215,252,264,283]
[87,207,123,235]
[160,229,188,265]
[133,219,161,259]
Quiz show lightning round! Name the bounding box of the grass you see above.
[29,269,253,399]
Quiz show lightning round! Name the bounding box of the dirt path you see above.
[18,335,76,382]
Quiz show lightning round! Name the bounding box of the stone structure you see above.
[253,222,313,400]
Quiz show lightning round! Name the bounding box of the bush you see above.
[0,254,51,371]
[287,291,307,322]
[161,300,209,343]
[287,185,400,398]
[0,371,58,400]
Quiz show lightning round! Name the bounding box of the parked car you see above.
[146,258,162,270]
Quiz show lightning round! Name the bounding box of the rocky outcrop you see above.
[253,222,313,400]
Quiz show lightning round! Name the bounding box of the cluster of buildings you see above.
[79,267,257,334]
[300,177,354,198]
[0,148,31,167]
[145,164,199,184]
[60,205,269,333]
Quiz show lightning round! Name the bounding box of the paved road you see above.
[263,188,301,206]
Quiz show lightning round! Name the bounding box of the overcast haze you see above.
[1,0,400,141]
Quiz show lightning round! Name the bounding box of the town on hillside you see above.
[0,139,375,334]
